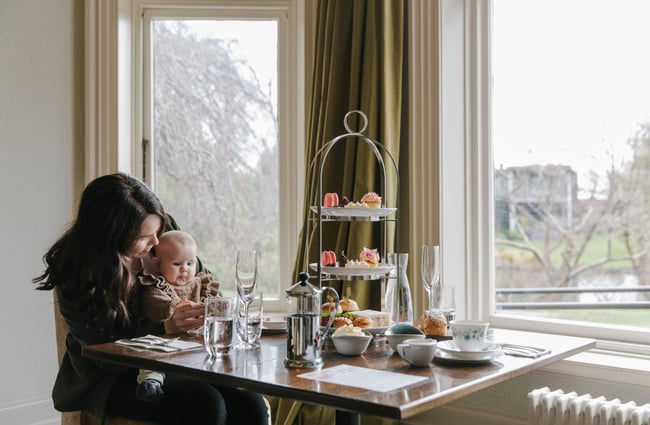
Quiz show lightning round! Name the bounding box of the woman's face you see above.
[126,214,162,259]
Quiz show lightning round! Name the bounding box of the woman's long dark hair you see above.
[34,173,165,331]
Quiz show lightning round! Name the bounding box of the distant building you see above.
[495,165,578,238]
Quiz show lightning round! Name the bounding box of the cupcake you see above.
[360,192,382,208]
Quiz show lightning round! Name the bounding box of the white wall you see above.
[0,0,83,424]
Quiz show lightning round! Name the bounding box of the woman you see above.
[34,173,268,425]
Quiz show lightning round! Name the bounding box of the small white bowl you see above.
[332,331,372,356]
[384,324,425,351]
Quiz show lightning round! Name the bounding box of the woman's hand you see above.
[164,300,203,334]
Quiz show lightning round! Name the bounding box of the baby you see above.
[136,230,221,402]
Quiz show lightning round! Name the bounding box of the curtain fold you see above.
[275,1,408,425]
[293,0,407,309]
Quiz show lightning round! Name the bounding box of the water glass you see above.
[236,292,263,349]
[437,284,456,325]
[204,297,236,357]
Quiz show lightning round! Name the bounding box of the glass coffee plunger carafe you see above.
[284,272,339,368]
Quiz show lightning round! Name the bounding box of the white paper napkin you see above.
[116,335,202,352]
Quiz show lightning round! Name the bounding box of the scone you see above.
[352,316,373,328]
[332,316,353,328]
[417,310,447,337]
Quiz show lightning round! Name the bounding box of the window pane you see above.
[492,0,650,328]
[151,20,279,299]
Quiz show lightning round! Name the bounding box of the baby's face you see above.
[156,243,197,286]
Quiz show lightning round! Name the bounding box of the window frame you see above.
[87,0,650,346]
[429,0,650,350]
[86,0,306,312]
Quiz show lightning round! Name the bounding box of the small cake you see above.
[360,192,382,208]
[324,193,339,207]
[321,250,337,267]
[359,247,380,267]
[337,251,348,267]
[340,196,351,207]
[417,310,448,337]
[356,310,391,327]
[321,300,342,315]
[340,296,359,313]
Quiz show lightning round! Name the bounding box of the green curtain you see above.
[293,0,408,308]
[273,1,408,425]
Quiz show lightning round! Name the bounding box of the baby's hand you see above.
[164,301,203,334]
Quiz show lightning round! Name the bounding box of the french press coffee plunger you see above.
[284,272,339,368]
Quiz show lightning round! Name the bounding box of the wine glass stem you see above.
[243,302,250,344]
[428,288,435,312]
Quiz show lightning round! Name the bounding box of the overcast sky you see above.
[492,0,650,186]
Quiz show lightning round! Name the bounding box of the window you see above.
[143,14,282,301]
[86,0,305,311]
[432,0,650,347]
[491,0,650,334]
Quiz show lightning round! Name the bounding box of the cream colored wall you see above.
[0,0,84,423]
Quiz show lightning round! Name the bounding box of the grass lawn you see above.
[496,234,641,269]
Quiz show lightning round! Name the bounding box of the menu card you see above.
[297,365,427,392]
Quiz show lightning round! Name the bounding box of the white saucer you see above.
[262,316,287,334]
[436,340,503,362]
[263,319,287,330]
[435,349,503,365]
[261,327,287,335]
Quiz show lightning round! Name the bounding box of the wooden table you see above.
[82,328,595,424]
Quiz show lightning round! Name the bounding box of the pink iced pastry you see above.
[360,192,382,208]
[358,247,379,267]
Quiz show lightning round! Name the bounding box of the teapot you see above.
[284,272,339,368]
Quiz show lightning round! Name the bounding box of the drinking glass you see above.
[438,284,456,325]
[237,292,263,349]
[235,249,258,350]
[421,245,441,312]
[204,297,236,357]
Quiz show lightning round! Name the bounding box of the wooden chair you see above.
[53,293,160,425]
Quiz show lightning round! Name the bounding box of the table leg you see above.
[336,410,360,425]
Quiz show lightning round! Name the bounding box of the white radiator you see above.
[528,387,650,425]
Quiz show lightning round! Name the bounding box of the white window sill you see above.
[542,348,650,387]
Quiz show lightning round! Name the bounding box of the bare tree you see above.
[152,22,279,284]
[495,148,648,305]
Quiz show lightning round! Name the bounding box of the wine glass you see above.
[421,245,440,312]
[235,249,258,350]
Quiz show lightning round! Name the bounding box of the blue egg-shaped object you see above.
[387,323,424,335]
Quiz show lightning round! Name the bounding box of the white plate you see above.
[262,326,287,335]
[435,349,503,365]
[263,319,287,330]
[436,340,503,361]
[311,206,397,219]
[309,263,394,277]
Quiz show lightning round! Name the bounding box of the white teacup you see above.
[396,338,437,367]
[449,320,489,351]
